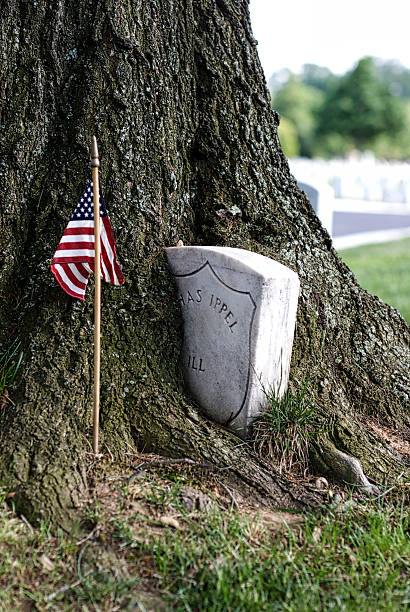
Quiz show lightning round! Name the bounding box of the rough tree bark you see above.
[0,0,408,528]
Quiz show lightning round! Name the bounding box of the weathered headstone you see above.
[166,246,300,439]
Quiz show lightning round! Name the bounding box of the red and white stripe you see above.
[51,218,125,301]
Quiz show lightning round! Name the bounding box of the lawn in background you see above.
[340,237,410,323]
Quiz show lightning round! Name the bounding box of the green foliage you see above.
[372,99,410,159]
[340,237,410,323]
[0,339,23,397]
[317,57,406,154]
[374,58,410,98]
[277,116,300,158]
[272,75,324,157]
[300,63,338,94]
[271,57,410,159]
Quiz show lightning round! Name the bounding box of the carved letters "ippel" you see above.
[166,246,299,439]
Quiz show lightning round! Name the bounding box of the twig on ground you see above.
[20,514,34,533]
[103,443,114,463]
[76,524,100,546]
[215,478,240,510]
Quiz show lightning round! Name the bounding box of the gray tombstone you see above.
[298,181,319,213]
[297,180,334,235]
[166,246,300,439]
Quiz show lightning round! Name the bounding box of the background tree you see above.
[374,59,410,99]
[271,58,410,159]
[317,57,406,154]
[276,116,300,158]
[0,0,408,527]
[299,63,337,94]
[272,74,324,157]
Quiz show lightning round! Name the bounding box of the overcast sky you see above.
[249,0,410,79]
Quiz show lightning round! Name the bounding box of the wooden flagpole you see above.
[91,136,101,456]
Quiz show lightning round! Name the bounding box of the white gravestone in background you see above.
[297,181,334,236]
[166,246,300,439]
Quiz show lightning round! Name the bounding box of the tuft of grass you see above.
[0,339,23,399]
[340,237,410,323]
[253,378,321,475]
[83,497,104,525]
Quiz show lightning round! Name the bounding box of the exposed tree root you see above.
[311,439,380,495]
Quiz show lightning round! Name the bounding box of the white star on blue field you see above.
[70,181,108,221]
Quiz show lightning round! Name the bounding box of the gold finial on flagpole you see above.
[91,136,100,168]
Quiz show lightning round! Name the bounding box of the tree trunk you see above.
[0,0,408,528]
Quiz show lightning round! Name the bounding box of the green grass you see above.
[1,476,408,611]
[340,237,410,323]
[137,497,409,611]
[0,339,23,397]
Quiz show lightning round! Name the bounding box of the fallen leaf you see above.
[314,477,329,490]
[40,555,55,571]
[159,516,180,529]
[0,390,10,409]
[312,526,322,543]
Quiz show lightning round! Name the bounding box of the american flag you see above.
[51,181,125,301]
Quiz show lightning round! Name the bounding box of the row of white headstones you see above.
[291,156,410,204]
